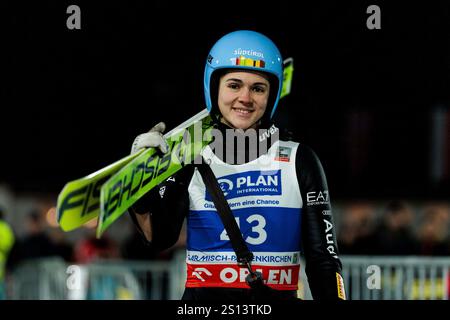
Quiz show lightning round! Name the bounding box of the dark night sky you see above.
[3,1,450,199]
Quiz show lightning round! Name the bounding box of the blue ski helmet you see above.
[204,30,283,120]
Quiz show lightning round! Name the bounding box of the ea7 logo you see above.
[306,190,329,206]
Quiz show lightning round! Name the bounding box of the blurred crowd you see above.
[338,200,450,256]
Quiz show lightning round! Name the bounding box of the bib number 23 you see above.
[220,214,267,245]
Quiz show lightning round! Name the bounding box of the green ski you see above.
[97,109,214,237]
[57,150,144,231]
[57,109,211,232]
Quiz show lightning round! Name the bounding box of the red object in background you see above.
[447,272,450,300]
[74,236,119,264]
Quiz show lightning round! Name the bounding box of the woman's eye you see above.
[252,86,266,93]
[228,83,240,90]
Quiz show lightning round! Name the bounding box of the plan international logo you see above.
[205,170,282,201]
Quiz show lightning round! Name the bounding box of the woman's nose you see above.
[238,87,252,103]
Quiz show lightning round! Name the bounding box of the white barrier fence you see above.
[5,253,450,300]
[341,256,449,300]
